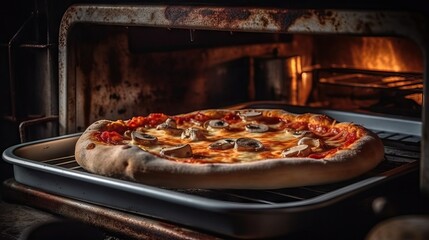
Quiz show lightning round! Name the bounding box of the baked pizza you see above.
[74,109,384,189]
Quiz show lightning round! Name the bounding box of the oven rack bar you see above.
[319,74,423,93]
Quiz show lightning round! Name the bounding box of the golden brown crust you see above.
[75,109,385,189]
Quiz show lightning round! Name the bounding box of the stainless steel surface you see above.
[2,105,421,238]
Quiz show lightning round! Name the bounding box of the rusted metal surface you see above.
[59,6,427,46]
[58,5,428,134]
[2,179,220,240]
[57,4,429,198]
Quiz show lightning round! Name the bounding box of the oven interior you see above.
[65,26,423,133]
[1,3,428,240]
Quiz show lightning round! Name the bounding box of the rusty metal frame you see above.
[57,5,429,196]
[2,178,219,240]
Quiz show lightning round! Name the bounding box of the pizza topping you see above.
[245,123,269,133]
[239,110,262,121]
[126,113,169,128]
[235,138,264,152]
[160,144,193,158]
[222,112,241,122]
[209,139,235,150]
[157,118,177,129]
[174,112,211,125]
[100,131,124,145]
[156,118,183,136]
[206,119,229,129]
[297,137,322,148]
[106,121,128,133]
[123,130,132,140]
[281,145,311,157]
[181,127,207,141]
[91,110,364,162]
[286,129,312,138]
[325,131,348,147]
[131,131,158,146]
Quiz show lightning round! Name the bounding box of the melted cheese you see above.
[113,110,360,163]
[129,120,315,163]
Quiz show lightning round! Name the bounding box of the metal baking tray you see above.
[2,105,421,239]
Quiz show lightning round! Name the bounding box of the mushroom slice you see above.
[245,123,269,133]
[297,137,322,148]
[281,144,311,157]
[235,138,264,152]
[286,129,312,138]
[181,127,207,141]
[206,119,229,129]
[160,144,193,158]
[209,139,235,150]
[131,131,158,145]
[156,118,182,136]
[156,118,177,130]
[239,110,262,121]
[123,130,132,140]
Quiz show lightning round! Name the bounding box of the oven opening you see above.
[2,4,427,240]
[68,24,423,134]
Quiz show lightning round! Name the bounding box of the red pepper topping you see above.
[126,113,169,128]
[99,131,124,145]
[193,112,211,123]
[308,124,330,135]
[222,112,241,122]
[174,112,211,125]
[343,132,358,147]
[287,121,308,130]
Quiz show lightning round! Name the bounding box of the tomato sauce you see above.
[287,121,308,130]
[127,113,168,128]
[174,112,211,125]
[343,132,358,147]
[222,112,241,123]
[308,148,338,159]
[98,131,124,145]
[258,116,282,125]
[308,124,329,135]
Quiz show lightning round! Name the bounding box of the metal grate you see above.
[319,73,423,93]
[41,131,420,205]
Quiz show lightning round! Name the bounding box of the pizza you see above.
[74,108,384,189]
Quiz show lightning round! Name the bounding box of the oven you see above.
[1,1,428,239]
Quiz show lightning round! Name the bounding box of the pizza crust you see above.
[75,111,385,189]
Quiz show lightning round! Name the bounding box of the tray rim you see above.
[2,132,418,211]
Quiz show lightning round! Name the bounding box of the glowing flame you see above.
[350,37,422,72]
